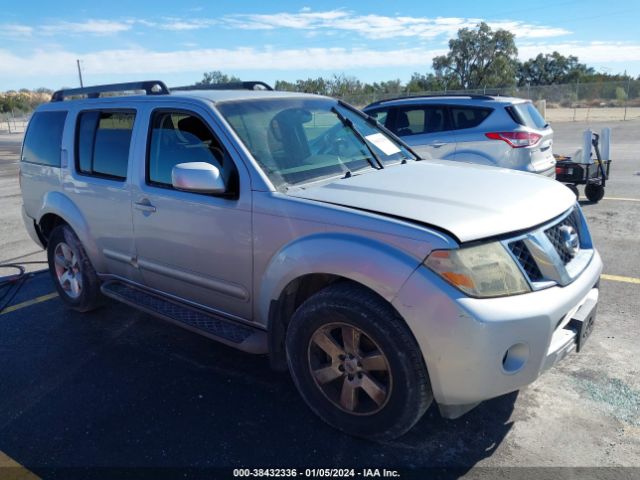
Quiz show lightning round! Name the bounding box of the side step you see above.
[101,281,267,354]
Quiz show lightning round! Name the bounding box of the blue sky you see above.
[1,0,639,91]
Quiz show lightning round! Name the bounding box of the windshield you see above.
[217,97,414,188]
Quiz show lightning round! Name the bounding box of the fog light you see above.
[502,343,529,373]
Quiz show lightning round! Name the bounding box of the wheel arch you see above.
[37,192,103,271]
[262,233,423,370]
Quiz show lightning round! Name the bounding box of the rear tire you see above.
[47,225,103,312]
[286,282,433,440]
[585,183,604,203]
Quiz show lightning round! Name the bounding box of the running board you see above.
[100,281,267,354]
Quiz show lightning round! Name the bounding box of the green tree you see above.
[405,73,446,93]
[274,80,297,91]
[196,71,241,86]
[294,77,329,95]
[326,74,364,97]
[517,52,595,86]
[432,22,518,89]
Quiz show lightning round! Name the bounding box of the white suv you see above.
[364,95,556,177]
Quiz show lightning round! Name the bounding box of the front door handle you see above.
[134,199,157,213]
[431,142,446,148]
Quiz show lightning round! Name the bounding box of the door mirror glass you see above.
[171,162,225,194]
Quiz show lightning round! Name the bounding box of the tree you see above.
[432,22,518,89]
[517,52,595,86]
[196,71,241,86]
[274,80,297,91]
[294,77,329,95]
[326,74,364,97]
[405,73,446,93]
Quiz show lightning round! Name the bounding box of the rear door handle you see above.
[134,199,157,213]
[431,142,446,148]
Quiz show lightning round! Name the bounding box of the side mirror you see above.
[171,162,225,194]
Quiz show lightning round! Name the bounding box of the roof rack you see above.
[171,81,273,92]
[365,93,495,108]
[51,81,169,102]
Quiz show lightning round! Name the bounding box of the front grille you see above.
[545,209,581,264]
[509,240,543,281]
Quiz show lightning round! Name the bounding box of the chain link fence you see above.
[340,80,640,122]
[1,80,638,133]
[0,112,29,134]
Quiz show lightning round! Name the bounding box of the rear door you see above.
[64,107,138,280]
[450,105,498,166]
[388,105,456,160]
[131,102,253,320]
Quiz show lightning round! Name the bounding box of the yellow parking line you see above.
[0,292,58,316]
[601,274,640,285]
[0,450,40,479]
[602,197,640,202]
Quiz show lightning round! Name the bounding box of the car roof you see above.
[364,95,528,110]
[43,80,326,109]
[168,89,320,103]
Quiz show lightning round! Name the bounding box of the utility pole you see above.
[76,59,84,88]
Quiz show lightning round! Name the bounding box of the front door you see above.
[131,105,253,320]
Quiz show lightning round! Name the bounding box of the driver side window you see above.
[147,110,238,195]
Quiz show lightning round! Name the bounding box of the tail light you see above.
[485,131,542,148]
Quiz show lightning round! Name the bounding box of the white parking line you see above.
[602,197,640,202]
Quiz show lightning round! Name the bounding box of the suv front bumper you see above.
[392,249,602,417]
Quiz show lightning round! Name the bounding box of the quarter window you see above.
[147,111,238,194]
[22,111,67,166]
[75,111,135,180]
[450,107,492,130]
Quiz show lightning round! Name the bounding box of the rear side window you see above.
[394,106,447,135]
[507,102,547,129]
[75,111,135,180]
[22,111,67,166]
[450,107,492,130]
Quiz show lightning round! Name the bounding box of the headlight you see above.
[424,242,531,298]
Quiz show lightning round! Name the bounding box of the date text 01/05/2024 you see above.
[232,468,401,478]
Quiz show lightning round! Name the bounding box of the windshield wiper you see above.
[331,107,384,170]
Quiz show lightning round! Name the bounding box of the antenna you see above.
[76,59,84,88]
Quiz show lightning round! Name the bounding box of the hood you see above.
[287,160,575,243]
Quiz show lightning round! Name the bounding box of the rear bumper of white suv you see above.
[392,249,602,418]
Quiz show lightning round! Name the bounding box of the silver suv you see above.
[363,95,556,177]
[20,81,601,440]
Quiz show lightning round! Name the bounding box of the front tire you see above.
[286,282,433,440]
[47,225,103,312]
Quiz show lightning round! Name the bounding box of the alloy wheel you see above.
[53,241,83,299]
[307,322,392,415]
